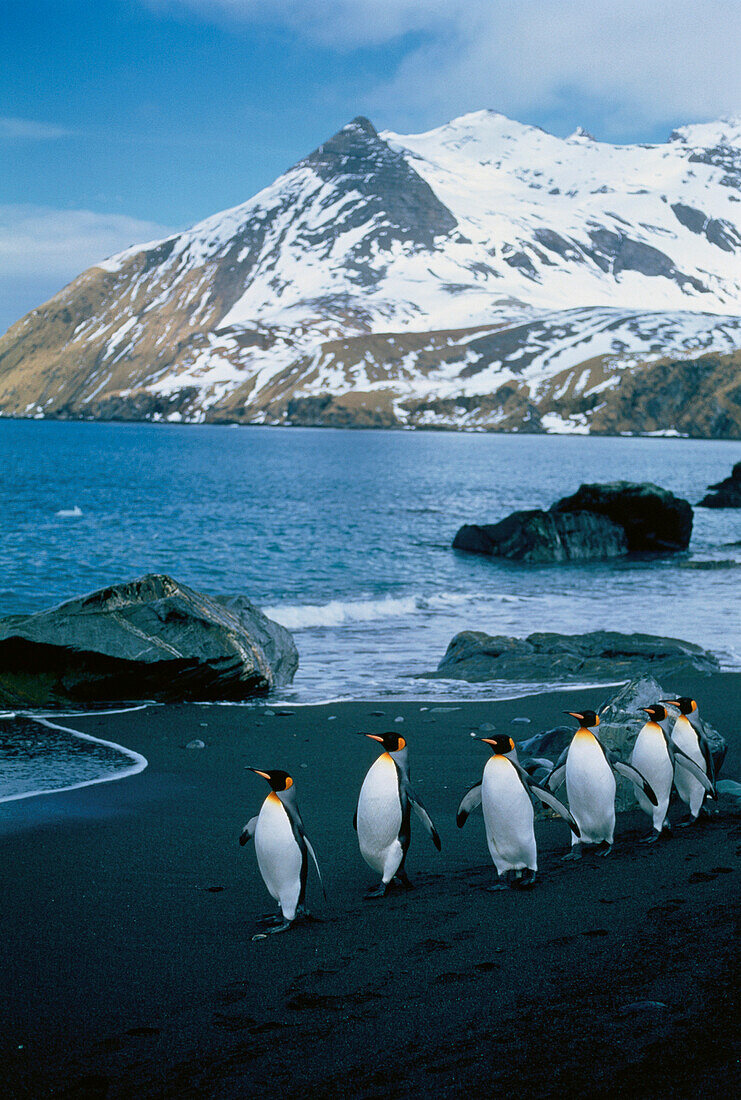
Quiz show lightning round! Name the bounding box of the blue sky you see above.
[2,0,740,332]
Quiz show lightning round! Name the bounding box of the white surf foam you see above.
[262,590,523,630]
[0,717,148,805]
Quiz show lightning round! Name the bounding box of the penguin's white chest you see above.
[566,731,616,844]
[631,723,673,822]
[671,715,706,809]
[254,794,303,917]
[357,754,403,874]
[482,757,536,872]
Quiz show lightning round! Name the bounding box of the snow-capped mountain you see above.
[1,110,741,435]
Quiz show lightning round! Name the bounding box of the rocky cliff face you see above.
[2,111,741,436]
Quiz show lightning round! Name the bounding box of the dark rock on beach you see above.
[551,481,693,552]
[0,574,298,707]
[697,460,741,507]
[428,629,720,684]
[454,481,693,562]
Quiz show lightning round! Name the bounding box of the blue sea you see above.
[1,419,740,799]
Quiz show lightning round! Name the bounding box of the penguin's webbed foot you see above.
[257,912,286,926]
[677,814,699,829]
[364,882,390,899]
[252,919,293,940]
[639,832,660,845]
[562,846,582,862]
[393,871,414,890]
[515,868,537,888]
[597,842,613,858]
[485,882,509,892]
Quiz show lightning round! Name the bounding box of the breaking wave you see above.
[263,590,525,630]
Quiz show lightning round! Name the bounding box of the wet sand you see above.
[1,674,740,1098]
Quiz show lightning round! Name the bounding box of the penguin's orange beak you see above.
[660,700,680,707]
[566,712,585,721]
[365,734,385,743]
[640,708,654,715]
[248,768,271,780]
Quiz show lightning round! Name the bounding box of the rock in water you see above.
[697,460,741,508]
[551,481,692,552]
[428,630,720,683]
[453,509,627,562]
[453,481,692,561]
[0,574,298,707]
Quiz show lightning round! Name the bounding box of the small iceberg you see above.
[56,505,83,518]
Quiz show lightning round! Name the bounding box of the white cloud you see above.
[0,117,74,140]
[154,0,741,135]
[0,205,174,333]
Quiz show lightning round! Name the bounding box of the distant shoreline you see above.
[2,412,741,440]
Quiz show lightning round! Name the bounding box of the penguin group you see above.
[239,696,718,938]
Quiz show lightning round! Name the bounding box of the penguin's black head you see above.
[565,710,600,728]
[248,768,294,792]
[481,735,515,755]
[641,704,668,723]
[660,697,696,715]
[364,732,406,753]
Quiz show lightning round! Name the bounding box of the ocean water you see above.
[0,420,739,798]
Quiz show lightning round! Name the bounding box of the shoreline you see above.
[1,675,739,1097]
[3,412,741,441]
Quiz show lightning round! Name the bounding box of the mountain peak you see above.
[568,126,596,142]
[669,116,741,147]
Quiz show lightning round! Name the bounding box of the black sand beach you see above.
[1,675,740,1098]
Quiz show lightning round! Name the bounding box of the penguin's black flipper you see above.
[456,782,483,828]
[611,760,659,806]
[530,785,581,837]
[673,747,716,796]
[697,724,717,786]
[239,815,259,846]
[352,809,357,831]
[547,764,566,792]
[411,797,442,850]
[303,834,328,899]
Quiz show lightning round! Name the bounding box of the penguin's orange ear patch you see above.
[397,736,406,751]
[508,738,515,751]
[283,775,293,789]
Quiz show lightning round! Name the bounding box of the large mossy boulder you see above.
[518,677,727,813]
[551,481,692,552]
[0,574,299,707]
[428,629,720,683]
[453,481,693,562]
[698,461,741,508]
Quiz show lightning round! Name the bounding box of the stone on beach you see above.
[428,630,720,684]
[0,574,298,707]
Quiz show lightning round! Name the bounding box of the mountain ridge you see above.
[1,109,741,436]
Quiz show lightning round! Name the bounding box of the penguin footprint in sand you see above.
[354,732,441,898]
[548,710,658,859]
[457,735,579,890]
[240,769,324,940]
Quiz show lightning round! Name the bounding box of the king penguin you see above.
[457,735,579,889]
[661,697,717,823]
[631,704,675,842]
[239,768,324,938]
[354,732,441,897]
[548,710,658,859]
